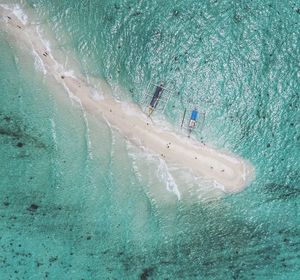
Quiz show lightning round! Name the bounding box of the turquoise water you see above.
[1,0,299,279]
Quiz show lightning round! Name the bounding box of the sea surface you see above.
[0,0,299,279]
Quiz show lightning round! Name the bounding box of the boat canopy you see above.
[191,109,198,121]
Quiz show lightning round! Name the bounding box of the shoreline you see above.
[0,5,254,194]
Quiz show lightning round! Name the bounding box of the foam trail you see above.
[49,118,62,190]
[126,142,181,199]
[81,103,93,160]
[1,4,28,24]
[50,118,57,150]
[64,70,77,79]
[90,87,104,101]
[213,180,225,192]
[32,49,47,74]
[157,158,181,200]
[37,25,94,157]
[36,26,51,52]
[126,142,146,183]
[61,84,93,160]
[59,78,93,160]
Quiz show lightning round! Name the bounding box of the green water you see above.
[0,1,299,279]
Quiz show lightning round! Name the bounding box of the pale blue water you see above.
[0,0,299,279]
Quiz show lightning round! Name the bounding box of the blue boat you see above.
[188,109,198,137]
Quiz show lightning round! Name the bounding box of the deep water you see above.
[0,0,299,279]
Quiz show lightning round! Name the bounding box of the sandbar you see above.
[0,6,254,193]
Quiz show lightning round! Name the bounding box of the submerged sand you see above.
[0,6,254,193]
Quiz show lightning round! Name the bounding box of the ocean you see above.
[0,0,299,279]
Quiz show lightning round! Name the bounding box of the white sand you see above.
[0,6,254,193]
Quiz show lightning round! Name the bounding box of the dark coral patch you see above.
[140,267,154,280]
[27,204,39,212]
[16,142,24,147]
[49,256,58,263]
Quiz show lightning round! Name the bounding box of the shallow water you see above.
[0,1,299,279]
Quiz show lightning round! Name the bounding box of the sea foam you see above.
[1,4,28,24]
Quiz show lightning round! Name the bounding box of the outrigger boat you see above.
[188,108,198,137]
[181,107,206,137]
[148,82,164,116]
[143,81,204,137]
[141,80,173,117]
